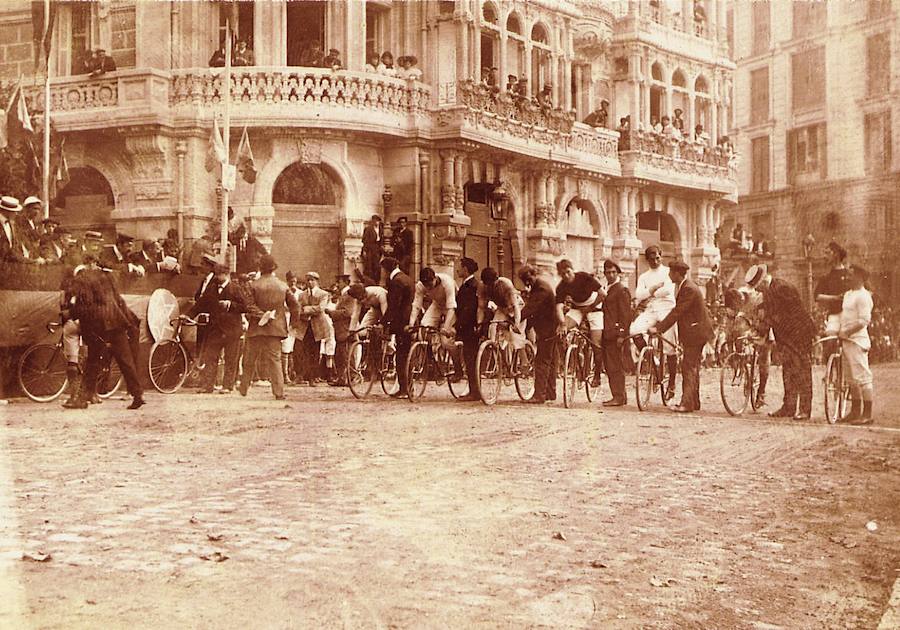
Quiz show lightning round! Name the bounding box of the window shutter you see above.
[819,124,828,179]
[786,130,795,185]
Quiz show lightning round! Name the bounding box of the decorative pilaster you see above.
[342,216,365,272]
[440,151,456,214]
[611,185,642,285]
[429,212,471,276]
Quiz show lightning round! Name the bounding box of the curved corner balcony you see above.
[617,130,736,196]
[437,80,621,175]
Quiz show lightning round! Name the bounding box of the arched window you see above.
[53,166,115,230]
[531,23,549,44]
[695,75,709,94]
[273,163,340,205]
[651,62,664,82]
[672,69,687,88]
[507,13,522,35]
[482,3,498,25]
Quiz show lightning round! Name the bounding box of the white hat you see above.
[744,264,767,287]
[23,196,42,207]
[0,196,21,212]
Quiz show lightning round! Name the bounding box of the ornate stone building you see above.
[3,0,735,290]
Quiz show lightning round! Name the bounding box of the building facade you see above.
[2,0,734,290]
[730,0,898,304]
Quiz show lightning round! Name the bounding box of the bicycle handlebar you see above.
[627,330,683,353]
[814,335,841,345]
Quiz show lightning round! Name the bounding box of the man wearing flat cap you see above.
[294,271,336,385]
[650,260,714,413]
[601,259,632,406]
[240,254,300,400]
[744,263,816,420]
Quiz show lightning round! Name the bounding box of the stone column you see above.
[535,172,549,227]
[707,0,717,42]
[473,17,481,76]
[688,91,696,135]
[441,152,456,215]
[691,198,719,285]
[498,28,507,91]
[549,52,558,101]
[617,187,629,238]
[418,153,430,215]
[524,42,533,96]
[611,185,642,287]
[458,14,470,81]
[573,64,583,117]
[711,96,719,146]
[453,152,466,213]
[665,86,673,119]
[682,0,692,32]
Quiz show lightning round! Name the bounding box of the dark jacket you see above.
[602,280,632,340]
[391,228,414,259]
[98,245,130,272]
[331,291,357,343]
[71,268,138,335]
[0,220,28,262]
[656,278,715,347]
[385,269,415,335]
[130,249,162,272]
[245,273,300,339]
[189,279,246,339]
[455,274,482,341]
[520,277,559,339]
[761,278,816,349]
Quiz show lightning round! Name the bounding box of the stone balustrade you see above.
[25,74,118,112]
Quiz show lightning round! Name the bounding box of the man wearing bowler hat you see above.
[601,259,632,406]
[650,260,714,413]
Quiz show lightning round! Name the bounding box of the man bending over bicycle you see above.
[555,259,605,387]
[477,267,524,342]
[407,267,457,337]
[629,246,678,400]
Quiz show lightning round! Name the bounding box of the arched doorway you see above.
[271,162,342,281]
[52,166,115,235]
[563,200,598,272]
[636,211,680,278]
[462,183,514,278]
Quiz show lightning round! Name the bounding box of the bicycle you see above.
[148,314,207,394]
[719,333,762,416]
[562,323,600,408]
[18,321,122,403]
[475,320,536,406]
[404,325,469,402]
[816,335,850,425]
[631,331,682,411]
[345,325,400,399]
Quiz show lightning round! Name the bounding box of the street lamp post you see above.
[489,182,509,273]
[381,186,394,257]
[802,233,816,310]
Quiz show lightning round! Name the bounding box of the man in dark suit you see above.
[454,257,482,401]
[519,264,564,404]
[99,233,143,274]
[601,259,632,406]
[188,261,246,393]
[381,256,415,398]
[651,260,715,413]
[329,274,356,386]
[745,263,817,420]
[66,256,145,410]
[361,215,383,285]
[192,253,219,360]
[390,216,414,275]
[240,254,300,400]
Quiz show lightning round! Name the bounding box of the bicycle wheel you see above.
[658,351,674,407]
[406,341,429,402]
[347,339,374,399]
[18,343,68,402]
[441,341,469,399]
[748,353,761,411]
[562,344,579,409]
[720,352,750,416]
[476,342,501,405]
[582,345,596,403]
[824,353,849,425]
[514,341,536,401]
[96,360,123,399]
[149,340,189,394]
[380,346,400,396]
[635,346,655,411]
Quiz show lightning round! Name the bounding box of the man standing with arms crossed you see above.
[630,246,678,401]
[454,257,482,401]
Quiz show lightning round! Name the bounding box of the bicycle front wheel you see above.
[440,341,469,399]
[347,339,374,399]
[562,344,578,409]
[635,346,656,411]
[513,341,536,401]
[406,341,429,402]
[720,352,750,416]
[824,353,849,424]
[476,342,501,405]
[149,340,189,394]
[380,347,400,396]
[18,343,68,402]
[96,360,123,399]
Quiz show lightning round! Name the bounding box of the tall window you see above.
[792,47,825,111]
[865,111,892,174]
[365,2,390,60]
[868,0,891,20]
[793,1,827,39]
[867,33,891,96]
[787,123,827,183]
[750,67,769,125]
[752,1,770,55]
[287,1,326,66]
[219,2,254,47]
[70,2,90,75]
[751,136,770,192]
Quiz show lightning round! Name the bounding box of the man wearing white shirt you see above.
[839,265,875,424]
[630,246,678,399]
[348,283,389,331]
[408,267,457,337]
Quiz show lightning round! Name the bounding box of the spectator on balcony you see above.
[694,124,708,145]
[300,42,325,68]
[673,108,685,133]
[233,40,254,67]
[662,116,681,140]
[162,228,181,261]
[364,52,381,73]
[583,99,609,128]
[651,116,662,134]
[752,235,772,258]
[323,48,343,71]
[87,49,116,78]
[506,75,518,93]
[616,117,631,150]
[398,55,422,81]
[729,223,750,254]
[536,83,553,111]
[379,51,397,77]
[209,45,226,68]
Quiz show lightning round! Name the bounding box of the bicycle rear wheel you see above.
[720,352,750,416]
[406,341,429,402]
[18,343,68,402]
[824,353,849,424]
[476,342,501,405]
[582,345,596,403]
[514,341,536,401]
[96,360,123,399]
[440,342,469,399]
[149,340,189,394]
[635,346,655,411]
[380,346,400,396]
[562,344,578,409]
[347,340,374,399]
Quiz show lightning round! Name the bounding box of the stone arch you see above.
[506,11,523,35]
[672,68,687,89]
[651,60,665,82]
[695,74,709,94]
[482,1,500,25]
[530,21,550,44]
[53,163,119,232]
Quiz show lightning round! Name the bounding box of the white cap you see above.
[23,195,42,207]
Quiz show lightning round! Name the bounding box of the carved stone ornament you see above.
[124,133,168,180]
[576,178,590,201]
[431,223,468,242]
[344,218,365,239]
[133,181,171,201]
[298,138,323,164]
[535,203,559,228]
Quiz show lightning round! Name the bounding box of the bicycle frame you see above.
[630,331,682,411]
[815,335,850,424]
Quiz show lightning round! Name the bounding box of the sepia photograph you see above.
[0,0,898,627]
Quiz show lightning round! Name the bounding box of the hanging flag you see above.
[31,1,57,73]
[204,116,227,173]
[236,126,257,184]
[49,135,69,200]
[0,82,35,149]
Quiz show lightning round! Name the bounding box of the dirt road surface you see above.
[1,364,899,629]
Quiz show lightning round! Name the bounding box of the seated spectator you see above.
[583,99,609,128]
[300,42,325,67]
[233,40,254,66]
[87,49,116,77]
[209,46,226,68]
[536,83,553,110]
[729,223,748,253]
[694,124,707,144]
[397,55,422,81]
[323,48,343,71]
[364,52,381,72]
[752,235,771,257]
[506,74,518,93]
[131,238,180,273]
[379,51,397,77]
[616,117,631,150]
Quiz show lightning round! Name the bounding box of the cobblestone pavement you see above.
[1,364,899,629]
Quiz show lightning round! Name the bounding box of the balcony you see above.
[617,130,736,195]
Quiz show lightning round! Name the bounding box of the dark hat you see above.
[669,260,690,274]
[603,259,622,273]
[674,108,683,115]
[370,214,382,222]
[259,254,277,274]
[201,253,219,267]
[42,217,59,226]
[116,233,135,243]
[328,48,340,55]
[644,245,662,258]
[507,74,518,81]
[827,240,847,260]
[84,230,103,241]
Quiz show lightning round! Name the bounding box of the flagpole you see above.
[221,20,232,269]
[41,0,50,220]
